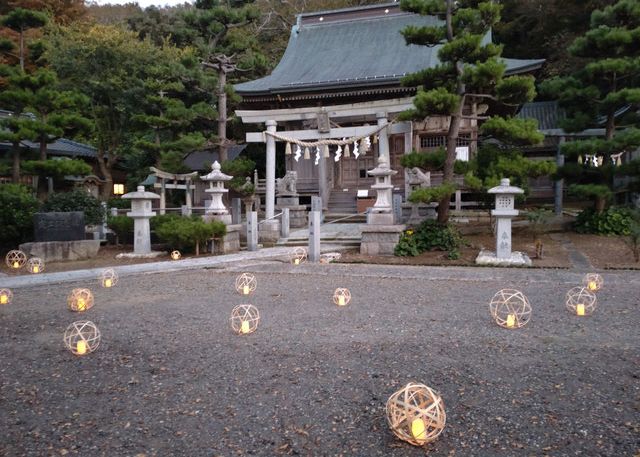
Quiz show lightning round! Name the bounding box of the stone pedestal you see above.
[259,219,280,245]
[360,225,406,256]
[20,240,101,262]
[215,223,241,254]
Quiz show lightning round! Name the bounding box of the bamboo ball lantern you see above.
[489,289,532,329]
[583,273,603,293]
[0,288,13,305]
[63,320,101,356]
[26,257,45,274]
[5,250,27,269]
[333,288,351,306]
[67,288,94,312]
[386,382,446,446]
[566,286,597,316]
[235,272,257,296]
[100,268,118,288]
[171,250,182,260]
[290,247,307,265]
[230,304,260,335]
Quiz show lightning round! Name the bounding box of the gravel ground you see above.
[1,262,639,457]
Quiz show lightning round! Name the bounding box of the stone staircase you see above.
[325,189,367,223]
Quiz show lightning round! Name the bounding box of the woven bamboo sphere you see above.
[386,382,446,446]
[235,272,257,296]
[26,257,45,274]
[582,273,603,292]
[489,289,531,329]
[566,286,597,316]
[171,250,182,260]
[290,247,307,265]
[100,268,118,288]
[67,288,94,312]
[333,288,351,306]
[230,304,260,335]
[63,320,101,356]
[5,250,27,269]
[0,288,13,305]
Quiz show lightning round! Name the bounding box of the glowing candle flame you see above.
[242,285,250,295]
[576,304,585,316]
[587,281,597,291]
[337,295,346,306]
[76,340,87,355]
[411,418,427,444]
[77,298,86,311]
[294,258,300,265]
[0,294,7,304]
[32,266,39,273]
[240,320,250,334]
[506,314,516,328]
[104,279,112,288]
[12,261,19,268]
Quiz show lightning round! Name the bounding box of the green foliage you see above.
[394,220,464,259]
[0,184,40,250]
[150,213,181,231]
[221,157,256,193]
[155,216,226,253]
[568,184,613,202]
[106,215,133,244]
[42,189,105,225]
[22,158,92,178]
[107,197,131,209]
[574,207,636,235]
[400,148,446,170]
[480,117,544,145]
[408,183,457,204]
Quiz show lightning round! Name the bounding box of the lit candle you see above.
[587,281,597,291]
[411,417,427,444]
[576,304,585,316]
[76,340,87,355]
[32,265,39,273]
[242,285,250,295]
[77,298,86,311]
[12,261,19,268]
[506,314,516,328]
[104,279,112,288]
[294,258,300,265]
[240,320,250,334]
[337,295,346,306]
[0,294,7,304]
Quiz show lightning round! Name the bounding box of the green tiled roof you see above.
[235,4,544,96]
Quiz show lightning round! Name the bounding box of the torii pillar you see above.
[261,119,280,243]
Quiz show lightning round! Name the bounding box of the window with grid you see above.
[420,134,471,149]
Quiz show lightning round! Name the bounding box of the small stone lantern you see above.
[201,161,232,224]
[122,186,160,256]
[476,178,531,266]
[367,155,397,225]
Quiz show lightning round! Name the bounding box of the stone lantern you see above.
[121,186,160,257]
[476,178,531,266]
[360,155,405,256]
[201,161,232,224]
[367,155,397,225]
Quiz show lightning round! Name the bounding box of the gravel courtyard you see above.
[1,262,638,456]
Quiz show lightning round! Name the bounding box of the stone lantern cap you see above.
[122,186,160,200]
[488,178,524,195]
[367,156,398,177]
[201,161,232,182]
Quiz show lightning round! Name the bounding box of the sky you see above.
[90,0,194,8]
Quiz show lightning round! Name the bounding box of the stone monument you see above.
[200,161,240,253]
[475,178,532,266]
[20,211,100,262]
[360,156,406,255]
[275,170,307,229]
[118,186,163,258]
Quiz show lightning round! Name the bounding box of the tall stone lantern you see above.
[476,178,531,266]
[201,161,232,224]
[367,155,397,225]
[121,186,160,257]
[360,155,405,255]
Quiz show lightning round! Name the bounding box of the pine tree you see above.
[399,0,542,222]
[0,8,48,71]
[541,0,640,212]
[181,0,267,162]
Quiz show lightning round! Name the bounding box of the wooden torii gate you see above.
[149,167,198,215]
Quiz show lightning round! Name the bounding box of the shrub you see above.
[155,216,226,254]
[221,157,256,194]
[395,220,464,259]
[107,197,131,210]
[574,207,635,235]
[150,213,181,231]
[42,189,105,225]
[107,215,133,245]
[0,184,40,250]
[22,159,92,178]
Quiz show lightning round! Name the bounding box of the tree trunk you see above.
[19,29,24,72]
[96,147,113,201]
[39,137,47,161]
[11,142,21,183]
[217,69,228,163]
[595,196,606,214]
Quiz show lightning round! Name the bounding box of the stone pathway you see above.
[551,233,594,270]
